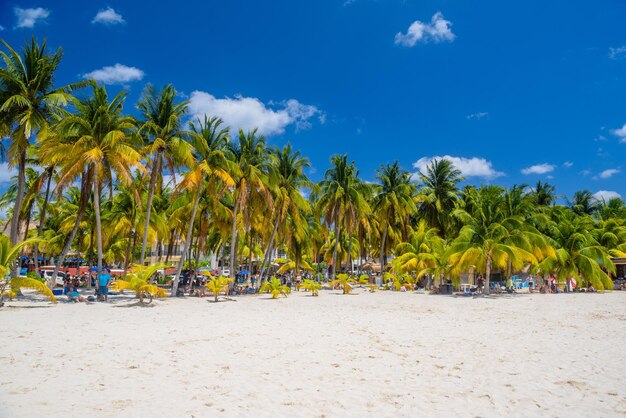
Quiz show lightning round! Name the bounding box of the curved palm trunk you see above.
[332,217,341,279]
[51,174,88,288]
[93,170,104,276]
[9,152,26,276]
[259,212,280,284]
[229,199,240,280]
[34,167,53,272]
[247,233,254,280]
[172,179,203,297]
[379,225,388,277]
[484,256,492,295]
[140,152,161,265]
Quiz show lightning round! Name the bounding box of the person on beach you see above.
[68,286,88,303]
[98,269,111,301]
[477,276,484,294]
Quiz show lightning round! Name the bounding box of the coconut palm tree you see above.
[0,38,83,265]
[372,161,416,272]
[170,116,234,296]
[112,263,167,304]
[568,190,600,217]
[530,181,557,207]
[228,129,269,280]
[537,207,614,290]
[449,187,540,294]
[258,143,314,281]
[416,158,463,239]
[259,276,290,299]
[317,155,369,278]
[53,82,142,278]
[136,84,191,265]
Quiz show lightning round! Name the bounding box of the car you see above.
[40,270,67,286]
[221,268,230,277]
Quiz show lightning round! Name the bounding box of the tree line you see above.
[1,38,625,296]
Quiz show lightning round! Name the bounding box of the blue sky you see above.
[1,0,625,203]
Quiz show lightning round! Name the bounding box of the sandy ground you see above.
[0,288,625,418]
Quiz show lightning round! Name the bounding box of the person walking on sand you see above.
[98,269,111,301]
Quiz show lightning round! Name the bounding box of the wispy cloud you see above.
[563,161,573,168]
[0,162,17,184]
[83,64,144,84]
[188,92,324,136]
[395,12,455,47]
[0,25,5,31]
[412,155,504,180]
[521,163,555,175]
[594,168,620,179]
[609,46,626,60]
[92,7,125,25]
[466,112,488,121]
[612,123,626,143]
[14,7,49,28]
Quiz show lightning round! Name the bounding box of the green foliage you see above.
[205,276,233,302]
[112,263,167,303]
[330,273,356,294]
[301,279,322,296]
[259,277,291,299]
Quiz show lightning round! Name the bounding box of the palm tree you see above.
[317,155,369,278]
[259,276,290,299]
[372,161,416,272]
[0,38,83,265]
[228,129,268,280]
[136,84,191,265]
[53,83,141,278]
[449,187,541,294]
[568,190,600,216]
[112,263,167,304]
[597,197,626,221]
[258,143,313,281]
[170,116,234,296]
[538,207,614,290]
[530,181,557,207]
[416,159,463,239]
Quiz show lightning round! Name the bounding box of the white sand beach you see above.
[1,290,625,417]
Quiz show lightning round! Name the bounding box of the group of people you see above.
[64,270,112,303]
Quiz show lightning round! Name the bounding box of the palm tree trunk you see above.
[34,166,53,273]
[247,232,254,279]
[229,199,240,280]
[380,225,388,277]
[51,174,88,288]
[259,212,281,283]
[93,169,104,276]
[140,152,161,265]
[165,229,175,264]
[9,152,26,276]
[484,256,492,295]
[332,217,341,279]
[172,179,203,297]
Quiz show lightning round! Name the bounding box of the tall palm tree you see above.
[530,181,557,207]
[449,187,541,294]
[317,155,369,278]
[171,116,234,296]
[258,143,313,281]
[416,159,463,239]
[568,190,600,216]
[0,38,83,261]
[538,207,614,290]
[53,83,141,277]
[228,129,268,280]
[136,84,191,265]
[372,161,416,272]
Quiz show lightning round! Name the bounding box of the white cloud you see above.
[0,25,5,31]
[466,112,488,120]
[580,169,591,176]
[563,161,573,168]
[188,91,324,136]
[609,46,626,60]
[14,7,49,28]
[612,123,626,142]
[92,7,124,25]
[0,162,18,183]
[395,12,455,47]
[83,63,144,84]
[521,163,555,175]
[595,168,620,179]
[593,190,622,201]
[412,155,504,180]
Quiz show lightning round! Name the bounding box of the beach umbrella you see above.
[239,270,249,275]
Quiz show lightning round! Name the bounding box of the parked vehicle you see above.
[40,270,67,286]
